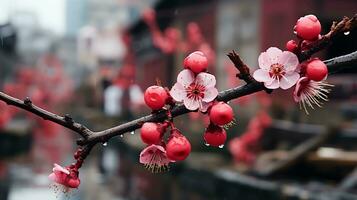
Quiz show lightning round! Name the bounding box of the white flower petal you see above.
[170,83,186,102]
[177,69,195,87]
[199,101,211,112]
[253,69,273,82]
[195,72,216,88]
[278,51,299,72]
[202,87,218,102]
[264,79,280,89]
[266,47,282,64]
[258,52,272,70]
[280,72,300,90]
[183,97,200,111]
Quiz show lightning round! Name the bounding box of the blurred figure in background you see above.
[104,65,144,119]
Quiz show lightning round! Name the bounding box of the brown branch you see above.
[227,51,272,93]
[0,92,92,139]
[78,50,357,146]
[299,14,357,61]
[0,51,355,148]
[0,14,356,160]
[227,50,254,83]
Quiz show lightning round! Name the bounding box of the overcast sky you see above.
[0,0,66,34]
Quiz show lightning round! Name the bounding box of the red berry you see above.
[183,51,208,73]
[209,102,234,126]
[306,58,328,81]
[204,124,227,147]
[286,40,297,52]
[140,122,164,145]
[67,178,80,188]
[166,130,191,161]
[295,15,321,40]
[144,85,168,110]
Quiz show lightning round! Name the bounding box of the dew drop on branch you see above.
[130,131,135,135]
[218,145,224,149]
[344,31,350,35]
[102,142,108,146]
[120,135,123,138]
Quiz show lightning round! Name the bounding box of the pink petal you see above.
[48,173,57,182]
[199,101,211,112]
[53,163,70,174]
[195,72,216,88]
[266,47,282,64]
[293,77,309,102]
[278,51,299,71]
[139,145,166,164]
[258,52,272,70]
[280,72,300,90]
[170,83,186,102]
[253,69,273,83]
[183,97,200,111]
[264,79,280,89]
[177,69,195,87]
[202,87,218,102]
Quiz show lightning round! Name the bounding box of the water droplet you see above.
[204,143,210,146]
[218,145,224,149]
[227,101,230,104]
[102,142,107,146]
[130,131,135,135]
[293,31,297,35]
[120,135,123,138]
[344,31,350,35]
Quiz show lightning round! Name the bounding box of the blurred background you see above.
[0,0,356,199]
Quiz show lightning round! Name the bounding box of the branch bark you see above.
[0,93,92,139]
[0,14,355,161]
[299,14,357,61]
[78,50,357,145]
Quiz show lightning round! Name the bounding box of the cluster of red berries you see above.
[140,51,235,166]
[204,102,234,147]
[140,121,191,161]
[286,14,328,82]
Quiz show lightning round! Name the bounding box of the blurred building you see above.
[127,0,357,93]
[66,0,88,37]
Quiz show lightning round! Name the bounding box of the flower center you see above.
[186,83,205,100]
[269,63,285,79]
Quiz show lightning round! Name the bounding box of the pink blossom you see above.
[49,163,80,189]
[170,69,218,112]
[253,47,300,89]
[140,144,171,173]
[293,77,333,114]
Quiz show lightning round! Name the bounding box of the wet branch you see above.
[299,14,357,61]
[0,14,354,161]
[78,50,357,146]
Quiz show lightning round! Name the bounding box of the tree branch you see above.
[227,50,254,83]
[0,15,355,162]
[0,92,92,139]
[299,14,357,61]
[78,50,357,145]
[0,51,355,147]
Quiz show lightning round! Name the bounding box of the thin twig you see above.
[299,14,357,61]
[227,50,254,83]
[78,50,357,145]
[0,14,355,160]
[0,92,92,139]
